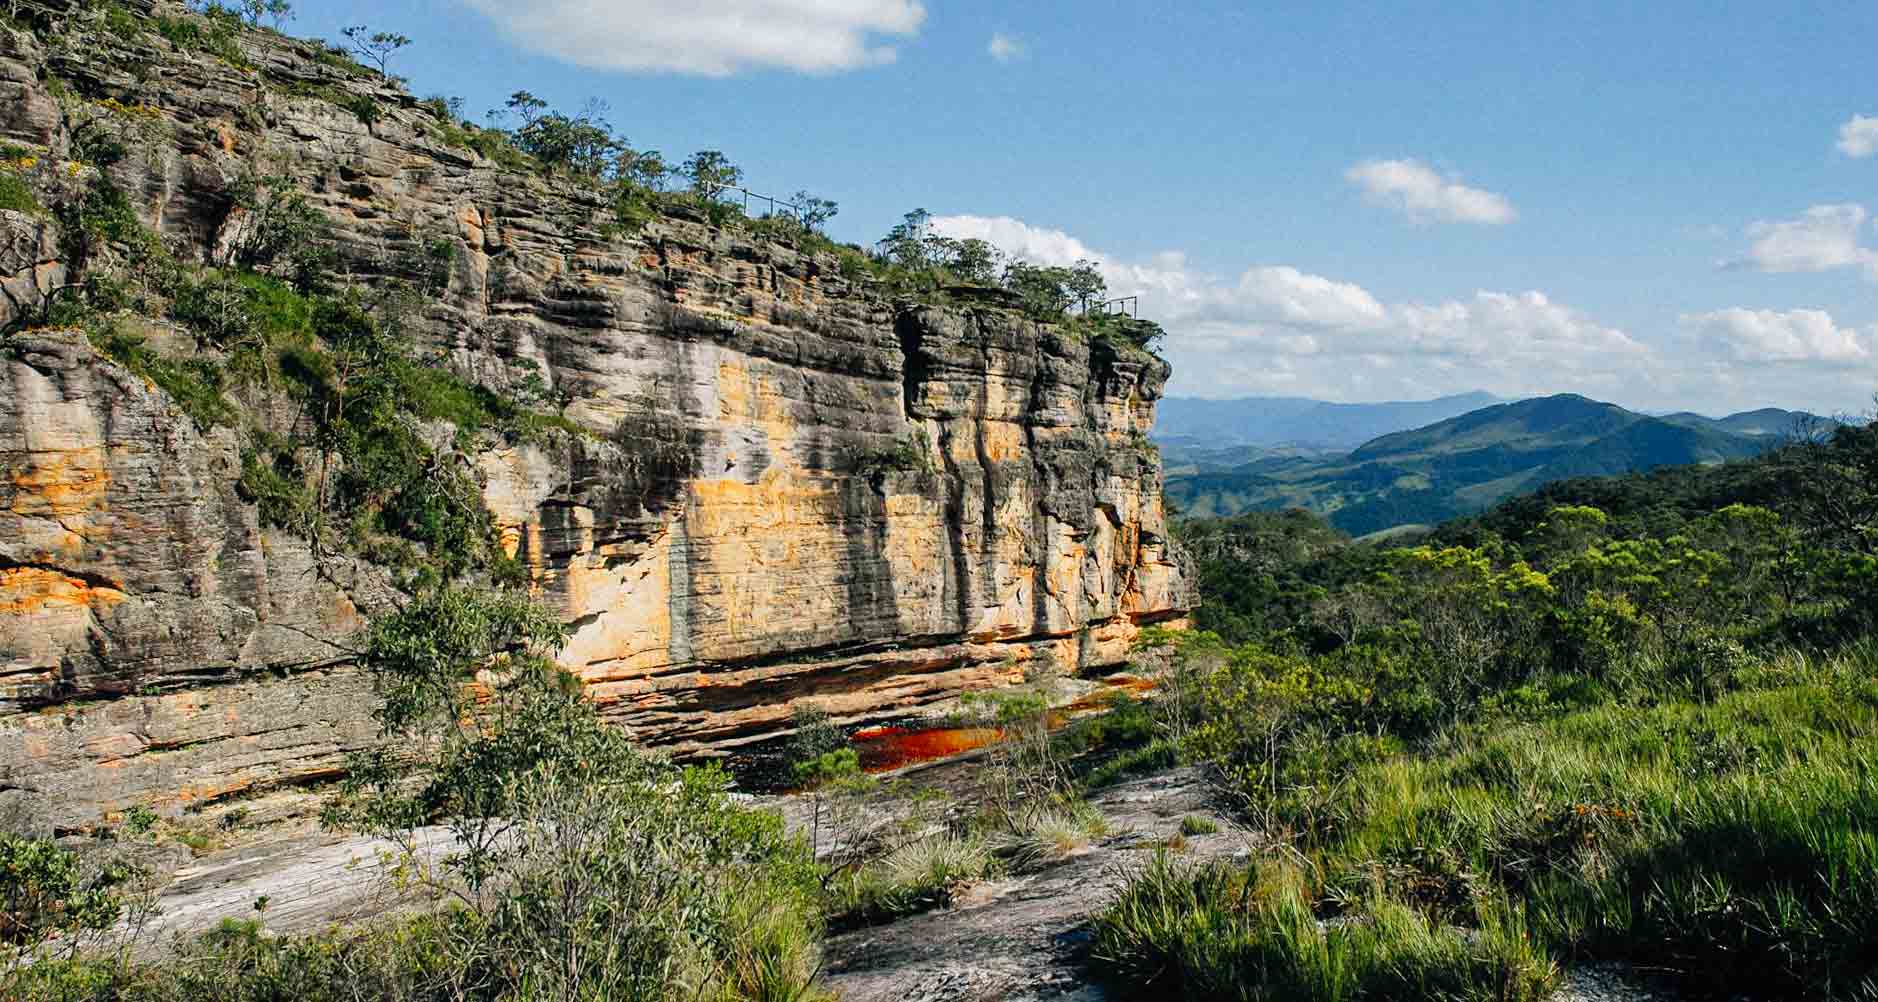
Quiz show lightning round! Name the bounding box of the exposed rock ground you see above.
[100,762,1671,1000]
[821,767,1238,1002]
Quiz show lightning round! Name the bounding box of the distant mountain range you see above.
[1163,394,1820,536]
[1153,392,1503,450]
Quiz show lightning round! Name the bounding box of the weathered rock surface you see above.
[822,767,1237,1002]
[0,3,1193,827]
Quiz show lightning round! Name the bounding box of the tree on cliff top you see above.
[682,150,743,200]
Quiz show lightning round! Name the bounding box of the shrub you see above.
[993,801,1109,870]
[323,585,829,1001]
[828,833,992,928]
[0,171,40,214]
[1180,815,1221,837]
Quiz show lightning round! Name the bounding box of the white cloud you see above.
[1344,159,1517,225]
[1732,204,1878,279]
[929,214,1650,402]
[987,32,1024,62]
[1681,308,1871,363]
[1837,115,1878,158]
[929,214,1878,410]
[1230,267,1387,329]
[460,0,925,76]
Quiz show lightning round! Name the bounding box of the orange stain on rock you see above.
[10,448,108,519]
[0,567,125,616]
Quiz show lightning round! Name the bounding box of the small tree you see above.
[512,98,621,177]
[499,90,548,128]
[880,208,935,270]
[341,24,411,77]
[1002,260,1075,319]
[791,190,838,231]
[1066,258,1107,312]
[326,585,826,1001]
[234,0,292,28]
[0,834,138,997]
[950,238,1003,285]
[681,150,742,200]
[617,147,672,191]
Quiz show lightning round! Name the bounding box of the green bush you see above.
[1179,815,1220,837]
[0,171,41,214]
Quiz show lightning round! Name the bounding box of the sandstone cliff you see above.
[0,2,1192,828]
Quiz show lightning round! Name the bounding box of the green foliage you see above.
[341,92,381,128]
[1135,430,1878,999]
[785,704,850,785]
[0,835,125,950]
[0,833,141,1000]
[87,324,238,430]
[682,149,743,199]
[155,5,248,66]
[98,2,142,39]
[1090,854,1557,1002]
[54,175,152,274]
[1308,668,1878,1000]
[791,190,837,231]
[0,169,41,214]
[826,834,993,929]
[230,0,293,29]
[315,583,829,1002]
[1179,814,1220,836]
[852,433,932,476]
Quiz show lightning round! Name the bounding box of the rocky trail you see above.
[110,763,1672,1001]
[821,767,1240,1002]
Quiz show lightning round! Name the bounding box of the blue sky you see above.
[292,1,1876,415]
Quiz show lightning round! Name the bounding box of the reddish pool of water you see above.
[850,725,1005,772]
[847,676,1156,773]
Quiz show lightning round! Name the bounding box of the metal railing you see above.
[714,185,807,224]
[1089,295,1139,319]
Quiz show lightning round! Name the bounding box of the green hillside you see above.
[1165,394,1783,534]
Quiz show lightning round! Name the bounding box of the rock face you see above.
[0,2,1193,828]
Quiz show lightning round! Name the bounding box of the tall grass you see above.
[1089,649,1878,1000]
[825,833,993,928]
[1091,855,1556,1002]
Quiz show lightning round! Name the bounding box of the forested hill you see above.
[1165,393,1808,535]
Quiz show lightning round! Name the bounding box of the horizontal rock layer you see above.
[0,4,1193,828]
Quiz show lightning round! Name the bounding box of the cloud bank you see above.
[461,0,925,76]
[1681,308,1871,363]
[930,215,1877,411]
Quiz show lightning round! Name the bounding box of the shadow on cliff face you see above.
[603,393,702,518]
[837,475,904,646]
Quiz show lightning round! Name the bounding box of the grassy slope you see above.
[1089,651,1878,1001]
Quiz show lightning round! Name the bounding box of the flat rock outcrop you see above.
[0,1,1192,828]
